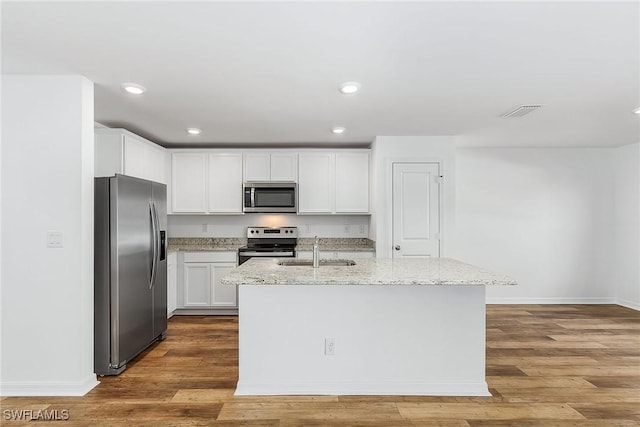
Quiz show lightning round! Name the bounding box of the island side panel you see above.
[236,284,489,396]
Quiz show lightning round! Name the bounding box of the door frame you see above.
[385,158,447,259]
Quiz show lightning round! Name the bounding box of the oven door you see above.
[238,249,296,265]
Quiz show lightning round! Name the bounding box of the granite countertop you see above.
[221,257,517,286]
[167,237,375,253]
[295,238,375,252]
[167,238,246,252]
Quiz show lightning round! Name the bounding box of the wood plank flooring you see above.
[2,305,639,426]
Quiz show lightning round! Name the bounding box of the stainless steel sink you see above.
[278,259,356,267]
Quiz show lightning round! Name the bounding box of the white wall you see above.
[612,143,640,310]
[1,75,98,395]
[168,214,370,238]
[454,148,617,303]
[371,136,456,258]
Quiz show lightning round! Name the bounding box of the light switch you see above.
[46,231,63,248]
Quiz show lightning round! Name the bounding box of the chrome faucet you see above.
[313,236,320,268]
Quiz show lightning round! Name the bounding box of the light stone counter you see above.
[295,237,375,253]
[167,237,246,252]
[222,257,516,286]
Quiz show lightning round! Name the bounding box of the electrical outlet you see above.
[343,225,350,234]
[202,224,208,233]
[324,338,335,356]
[359,224,365,234]
[46,231,63,248]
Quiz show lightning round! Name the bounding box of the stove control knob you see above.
[250,230,255,234]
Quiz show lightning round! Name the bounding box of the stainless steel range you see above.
[238,226,298,265]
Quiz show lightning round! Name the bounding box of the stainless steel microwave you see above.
[243,182,297,213]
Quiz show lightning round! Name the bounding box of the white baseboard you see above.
[485,296,640,312]
[486,297,617,305]
[234,381,491,397]
[0,374,99,397]
[616,298,640,311]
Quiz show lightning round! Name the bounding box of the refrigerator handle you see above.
[149,202,158,289]
[151,201,161,289]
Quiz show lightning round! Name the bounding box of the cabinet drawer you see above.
[183,251,237,263]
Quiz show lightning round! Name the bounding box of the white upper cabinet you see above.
[298,152,334,213]
[244,151,297,182]
[335,151,370,213]
[270,153,297,181]
[171,152,207,213]
[171,151,243,214]
[95,128,167,184]
[298,150,370,214]
[243,152,270,181]
[169,149,369,215]
[208,153,243,213]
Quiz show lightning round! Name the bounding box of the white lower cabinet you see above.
[167,252,178,318]
[178,251,238,313]
[297,251,375,260]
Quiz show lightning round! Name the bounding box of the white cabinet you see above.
[171,153,207,212]
[167,252,177,317]
[297,251,375,260]
[180,251,238,311]
[335,152,370,213]
[171,151,243,214]
[270,152,297,181]
[169,148,369,215]
[208,153,243,213]
[298,150,370,214]
[243,152,270,181]
[298,152,334,213]
[95,128,168,184]
[244,151,297,182]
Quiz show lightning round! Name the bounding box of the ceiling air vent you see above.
[501,105,542,118]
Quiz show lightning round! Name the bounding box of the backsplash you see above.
[167,214,370,238]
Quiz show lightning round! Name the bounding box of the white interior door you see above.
[392,162,441,258]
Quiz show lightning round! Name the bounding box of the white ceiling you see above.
[2,1,638,148]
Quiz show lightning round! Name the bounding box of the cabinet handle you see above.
[394,245,401,251]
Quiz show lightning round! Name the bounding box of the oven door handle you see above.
[240,251,295,257]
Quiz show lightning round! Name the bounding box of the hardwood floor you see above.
[2,305,639,426]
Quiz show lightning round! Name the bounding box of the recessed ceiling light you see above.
[332,127,346,134]
[186,128,202,135]
[338,82,361,95]
[634,107,640,115]
[121,83,146,95]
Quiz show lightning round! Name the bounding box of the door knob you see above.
[394,245,401,251]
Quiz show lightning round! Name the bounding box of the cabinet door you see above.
[208,153,243,213]
[244,152,270,182]
[298,153,334,213]
[270,153,297,181]
[123,135,148,180]
[183,263,211,307]
[335,152,369,213]
[171,153,207,212]
[146,145,167,184]
[211,263,237,307]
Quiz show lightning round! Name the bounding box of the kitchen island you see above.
[222,257,516,396]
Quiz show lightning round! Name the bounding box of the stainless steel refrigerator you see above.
[94,174,167,376]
